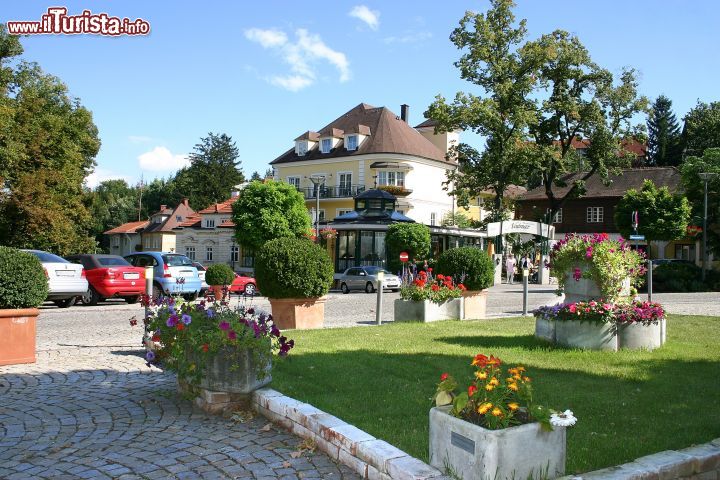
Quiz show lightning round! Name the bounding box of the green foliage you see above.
[87,179,140,251]
[399,271,463,305]
[680,148,720,256]
[647,95,682,166]
[436,247,495,291]
[614,180,691,250]
[440,211,472,228]
[682,101,720,158]
[652,263,708,292]
[232,180,311,252]
[254,238,334,299]
[386,223,431,273]
[0,247,48,309]
[205,264,235,286]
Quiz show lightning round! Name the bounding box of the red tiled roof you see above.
[143,199,196,233]
[104,220,148,235]
[219,219,235,228]
[178,214,202,228]
[197,197,237,214]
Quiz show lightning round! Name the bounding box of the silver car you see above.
[24,250,88,308]
[338,266,401,294]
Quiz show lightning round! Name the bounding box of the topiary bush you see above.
[435,247,495,291]
[205,264,235,286]
[255,238,334,299]
[0,247,49,309]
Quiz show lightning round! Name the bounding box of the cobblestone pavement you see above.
[0,348,360,479]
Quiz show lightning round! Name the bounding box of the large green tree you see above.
[87,179,140,250]
[681,101,720,159]
[614,180,691,258]
[0,25,100,255]
[175,133,244,210]
[386,223,431,273]
[425,0,539,222]
[647,95,682,166]
[681,148,720,256]
[231,180,311,252]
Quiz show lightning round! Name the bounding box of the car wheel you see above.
[244,283,256,296]
[81,286,100,306]
[365,282,375,294]
[54,297,76,308]
[341,283,350,294]
[124,296,140,304]
[183,292,198,301]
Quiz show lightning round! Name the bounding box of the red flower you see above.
[176,323,184,331]
[202,343,209,352]
[458,284,467,291]
[440,373,449,381]
[437,274,445,280]
[428,268,433,272]
[431,284,440,291]
[468,385,478,397]
[487,355,501,367]
[472,354,489,367]
[151,334,161,342]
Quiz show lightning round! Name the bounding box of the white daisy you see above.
[550,409,577,427]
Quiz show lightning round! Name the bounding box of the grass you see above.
[271,315,720,474]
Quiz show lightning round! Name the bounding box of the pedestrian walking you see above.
[505,254,516,284]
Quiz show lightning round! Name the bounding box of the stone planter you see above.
[0,308,38,366]
[617,318,666,351]
[195,346,272,394]
[562,265,630,303]
[269,296,327,330]
[535,317,556,343]
[394,298,462,322]
[429,406,566,480]
[554,320,617,351]
[462,290,487,320]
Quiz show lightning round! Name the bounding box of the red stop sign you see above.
[399,252,409,263]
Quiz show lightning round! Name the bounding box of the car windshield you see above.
[27,250,68,263]
[162,254,194,267]
[192,262,206,271]
[98,257,131,267]
[364,266,393,275]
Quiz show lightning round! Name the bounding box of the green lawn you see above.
[271,315,720,474]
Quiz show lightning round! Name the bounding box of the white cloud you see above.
[137,146,189,172]
[85,168,132,189]
[349,5,380,30]
[128,135,153,144]
[244,27,350,91]
[383,31,433,45]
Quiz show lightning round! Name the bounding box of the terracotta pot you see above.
[0,308,39,366]
[461,289,488,320]
[269,296,327,330]
[210,285,226,301]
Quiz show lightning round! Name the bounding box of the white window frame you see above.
[430,212,437,226]
[231,245,239,262]
[378,171,404,187]
[320,138,332,154]
[112,236,120,247]
[586,206,604,223]
[204,219,215,228]
[337,209,353,217]
[286,176,301,189]
[206,246,213,262]
[297,141,308,156]
[547,208,562,224]
[186,246,196,261]
[346,135,358,151]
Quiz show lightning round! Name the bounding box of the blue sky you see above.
[4,1,719,188]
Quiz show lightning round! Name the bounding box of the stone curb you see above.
[252,388,449,480]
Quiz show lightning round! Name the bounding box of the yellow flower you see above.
[489,377,499,386]
[523,376,531,382]
[491,407,503,417]
[485,384,495,391]
[508,368,518,375]
[475,371,488,380]
[513,374,522,380]
[508,382,519,392]
[477,402,493,415]
[506,377,515,383]
[508,402,519,411]
[517,366,526,372]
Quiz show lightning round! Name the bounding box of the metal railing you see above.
[300,184,366,199]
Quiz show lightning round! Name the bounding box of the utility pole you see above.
[137,174,144,221]
[307,175,327,242]
[699,172,718,282]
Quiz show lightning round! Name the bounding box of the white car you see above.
[192,262,209,293]
[24,250,88,308]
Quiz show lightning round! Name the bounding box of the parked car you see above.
[228,272,258,296]
[338,266,401,294]
[124,252,202,300]
[23,249,88,308]
[191,262,209,293]
[66,254,146,306]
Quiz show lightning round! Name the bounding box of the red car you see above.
[66,254,146,305]
[229,272,258,296]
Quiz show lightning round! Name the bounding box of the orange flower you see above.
[475,371,488,380]
[491,407,503,417]
[489,377,499,386]
[508,368,518,375]
[507,402,519,411]
[513,374,522,380]
[468,385,478,397]
[477,402,493,415]
[508,383,519,392]
[522,376,531,382]
[517,366,526,372]
[485,384,495,391]
[472,354,489,367]
[488,355,502,367]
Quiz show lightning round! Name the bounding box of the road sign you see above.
[399,252,409,263]
[629,234,645,241]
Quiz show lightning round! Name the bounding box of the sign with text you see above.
[487,221,555,238]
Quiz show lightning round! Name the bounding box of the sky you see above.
[3,1,720,188]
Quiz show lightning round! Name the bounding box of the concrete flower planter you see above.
[429,406,566,480]
[462,290,488,320]
[269,296,327,330]
[0,308,38,366]
[562,265,630,303]
[196,347,272,394]
[554,319,618,351]
[617,318,666,351]
[535,317,556,343]
[535,318,666,351]
[394,298,462,322]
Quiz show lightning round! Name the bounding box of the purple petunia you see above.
[181,313,192,325]
[146,351,156,362]
[166,314,178,327]
[219,321,230,331]
[206,308,215,318]
[227,330,237,340]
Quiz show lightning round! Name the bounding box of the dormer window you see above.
[346,135,358,151]
[320,138,332,154]
[297,141,308,156]
[204,219,215,228]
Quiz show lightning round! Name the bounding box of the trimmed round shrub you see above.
[435,247,494,291]
[205,264,235,286]
[255,238,334,299]
[0,247,49,309]
[386,223,431,273]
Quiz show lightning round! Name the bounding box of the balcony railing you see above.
[300,184,366,200]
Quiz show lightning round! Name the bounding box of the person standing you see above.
[505,254,516,284]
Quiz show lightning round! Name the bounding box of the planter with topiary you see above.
[436,247,495,320]
[254,238,334,330]
[0,247,49,366]
[205,264,236,301]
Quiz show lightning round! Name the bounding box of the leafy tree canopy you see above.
[681,148,720,256]
[682,101,720,159]
[386,223,431,273]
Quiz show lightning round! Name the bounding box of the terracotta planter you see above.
[269,296,327,330]
[210,285,227,301]
[462,290,488,320]
[0,308,39,366]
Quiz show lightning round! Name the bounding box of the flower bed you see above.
[396,270,465,322]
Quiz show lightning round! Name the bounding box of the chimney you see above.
[159,204,167,211]
[181,198,189,207]
[400,104,409,123]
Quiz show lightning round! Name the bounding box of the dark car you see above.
[66,254,146,305]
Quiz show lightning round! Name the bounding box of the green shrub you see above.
[0,247,49,309]
[205,264,235,286]
[255,238,334,299]
[386,223,431,273]
[652,262,705,292]
[435,247,495,291]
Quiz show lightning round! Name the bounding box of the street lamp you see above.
[699,172,718,282]
[307,175,328,242]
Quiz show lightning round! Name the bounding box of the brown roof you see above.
[294,131,320,142]
[518,167,681,201]
[197,197,237,214]
[271,103,448,165]
[319,127,344,138]
[104,220,148,235]
[143,199,196,233]
[415,118,438,129]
